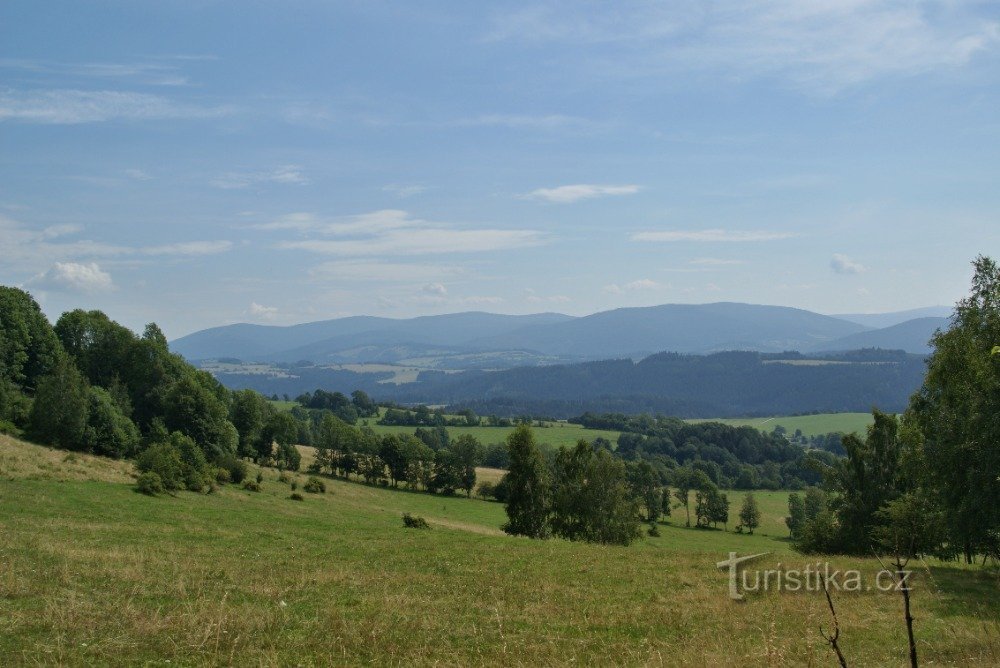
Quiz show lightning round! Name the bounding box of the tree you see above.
[258,411,297,463]
[163,374,237,460]
[909,255,1000,563]
[786,493,806,539]
[550,441,641,545]
[502,425,550,539]
[84,386,140,458]
[450,434,484,497]
[628,460,661,523]
[230,389,272,459]
[740,493,761,535]
[0,287,62,390]
[673,467,710,527]
[28,356,88,450]
[430,448,463,495]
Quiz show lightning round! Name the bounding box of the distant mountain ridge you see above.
[171,302,947,364]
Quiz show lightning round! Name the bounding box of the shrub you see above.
[215,467,232,484]
[289,492,304,501]
[256,470,264,484]
[402,513,430,529]
[242,479,261,492]
[185,469,207,492]
[647,523,661,537]
[303,476,326,494]
[136,471,164,496]
[135,442,184,491]
[215,453,247,484]
[290,479,298,491]
[278,471,292,484]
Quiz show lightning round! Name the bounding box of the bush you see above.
[242,479,261,492]
[135,442,185,491]
[215,467,232,484]
[278,471,292,484]
[185,469,207,492]
[476,481,496,499]
[289,492,304,501]
[303,476,326,494]
[647,523,661,537]
[256,470,264,484]
[215,453,247,484]
[136,471,164,496]
[402,513,430,529]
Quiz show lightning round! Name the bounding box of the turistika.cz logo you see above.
[716,552,912,601]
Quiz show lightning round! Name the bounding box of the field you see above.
[2,434,998,666]
[688,413,876,438]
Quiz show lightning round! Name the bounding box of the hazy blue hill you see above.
[171,311,574,362]
[470,302,868,357]
[811,316,950,354]
[831,306,952,329]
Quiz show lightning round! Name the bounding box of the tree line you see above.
[782,256,1000,563]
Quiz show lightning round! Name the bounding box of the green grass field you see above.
[2,435,998,666]
[688,413,876,438]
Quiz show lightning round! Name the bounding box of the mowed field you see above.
[687,413,875,438]
[2,434,999,666]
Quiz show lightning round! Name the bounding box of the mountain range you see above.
[172,302,952,365]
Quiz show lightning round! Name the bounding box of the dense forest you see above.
[208,348,927,419]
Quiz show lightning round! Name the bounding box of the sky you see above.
[2,1,999,339]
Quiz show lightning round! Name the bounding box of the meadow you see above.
[2,434,998,666]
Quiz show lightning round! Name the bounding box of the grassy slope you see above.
[2,436,998,666]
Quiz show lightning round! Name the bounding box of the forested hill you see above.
[211,349,927,419]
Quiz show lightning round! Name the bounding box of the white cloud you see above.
[526,184,640,203]
[30,262,114,294]
[309,260,465,283]
[247,302,278,320]
[382,184,427,198]
[525,288,572,304]
[140,241,233,256]
[603,278,664,294]
[457,114,587,129]
[487,1,1000,93]
[831,253,867,275]
[689,257,745,266]
[210,165,309,189]
[269,210,544,256]
[124,169,152,181]
[0,89,230,124]
[423,282,448,296]
[625,278,660,290]
[632,229,795,242]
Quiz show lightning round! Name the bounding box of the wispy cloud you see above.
[689,257,746,266]
[831,253,867,275]
[309,260,466,283]
[456,113,588,129]
[140,241,233,256]
[0,214,233,274]
[0,57,195,86]
[487,1,1000,93]
[267,209,545,256]
[210,165,309,189]
[382,184,428,198]
[525,184,640,203]
[632,229,795,242]
[246,302,278,321]
[28,262,114,294]
[603,278,664,294]
[0,89,231,124]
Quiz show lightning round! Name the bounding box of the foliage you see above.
[135,471,164,496]
[402,513,430,529]
[303,476,326,494]
[502,425,551,539]
[0,287,62,390]
[28,356,89,451]
[84,386,140,458]
[739,493,761,534]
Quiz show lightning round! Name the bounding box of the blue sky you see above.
[2,1,999,338]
